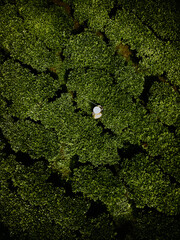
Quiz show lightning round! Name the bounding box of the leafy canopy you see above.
[0,0,180,239]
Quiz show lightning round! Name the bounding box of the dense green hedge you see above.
[0,0,179,239]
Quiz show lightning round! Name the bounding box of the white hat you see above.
[93,106,102,114]
[92,105,103,119]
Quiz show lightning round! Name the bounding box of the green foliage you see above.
[66,66,146,146]
[0,154,116,239]
[114,65,145,98]
[0,0,180,239]
[118,0,180,41]
[132,210,180,240]
[67,68,115,104]
[0,138,5,152]
[63,31,113,69]
[0,50,5,64]
[0,59,63,119]
[17,0,73,50]
[105,8,180,83]
[80,213,117,240]
[0,96,7,118]
[16,0,50,7]
[68,0,115,31]
[148,81,179,125]
[166,58,180,87]
[134,115,179,158]
[14,86,119,166]
[72,165,132,220]
[0,117,60,159]
[0,3,72,71]
[159,152,180,183]
[120,153,180,215]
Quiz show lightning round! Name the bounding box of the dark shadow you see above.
[130,49,142,65]
[104,164,120,177]
[46,171,64,187]
[7,179,18,193]
[2,139,14,156]
[72,20,88,35]
[97,121,116,137]
[86,200,108,218]
[168,174,180,185]
[116,220,134,240]
[70,154,79,169]
[132,206,180,240]
[139,75,158,106]
[25,117,42,125]
[0,220,13,240]
[164,124,177,135]
[59,49,65,61]
[11,116,19,122]
[47,85,68,102]
[46,171,77,197]
[132,96,137,103]
[4,98,13,107]
[17,8,25,21]
[15,151,47,167]
[64,69,73,83]
[45,69,58,80]
[97,31,110,45]
[70,155,93,174]
[0,47,10,62]
[108,0,122,19]
[15,60,39,75]
[118,143,144,159]
[69,90,77,106]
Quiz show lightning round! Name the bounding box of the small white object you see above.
[92,105,103,119]
[93,106,101,114]
[93,112,103,119]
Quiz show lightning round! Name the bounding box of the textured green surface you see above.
[0,0,180,239]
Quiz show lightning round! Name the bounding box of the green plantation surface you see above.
[0,0,180,239]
